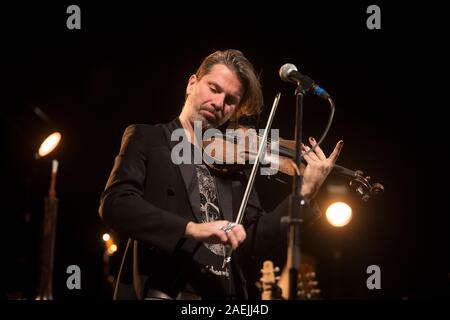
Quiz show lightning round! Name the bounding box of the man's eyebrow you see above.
[209,81,241,101]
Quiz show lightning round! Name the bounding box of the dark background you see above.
[2,2,447,300]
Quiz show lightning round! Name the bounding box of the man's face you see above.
[184,64,243,130]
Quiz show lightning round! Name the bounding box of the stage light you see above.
[103,233,118,256]
[37,132,62,158]
[109,244,117,254]
[4,104,63,159]
[3,103,64,300]
[326,202,352,227]
[32,106,62,159]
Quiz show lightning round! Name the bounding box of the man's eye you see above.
[225,97,238,106]
[210,86,218,93]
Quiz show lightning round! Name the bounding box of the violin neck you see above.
[278,143,357,178]
[222,132,358,179]
[331,164,357,178]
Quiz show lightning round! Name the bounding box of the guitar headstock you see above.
[259,260,282,300]
[297,263,321,299]
[259,260,321,300]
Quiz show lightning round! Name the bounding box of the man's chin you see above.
[192,116,220,130]
[190,117,213,131]
[202,121,219,131]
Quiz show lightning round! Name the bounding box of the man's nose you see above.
[212,94,225,111]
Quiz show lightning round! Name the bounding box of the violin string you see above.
[223,132,318,158]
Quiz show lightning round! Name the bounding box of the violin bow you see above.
[223,92,281,266]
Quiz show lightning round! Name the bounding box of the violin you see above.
[202,127,384,202]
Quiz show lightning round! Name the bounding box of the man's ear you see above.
[186,74,197,95]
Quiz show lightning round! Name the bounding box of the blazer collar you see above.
[163,117,234,222]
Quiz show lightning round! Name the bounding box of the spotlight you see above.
[108,244,118,255]
[326,202,353,227]
[3,104,63,159]
[32,106,62,159]
[37,132,62,158]
[102,233,118,257]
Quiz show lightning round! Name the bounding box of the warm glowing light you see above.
[326,202,352,227]
[38,132,62,157]
[107,244,118,256]
[102,233,110,242]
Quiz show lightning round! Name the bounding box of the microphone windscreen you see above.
[279,63,298,82]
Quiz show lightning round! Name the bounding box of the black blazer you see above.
[99,118,317,299]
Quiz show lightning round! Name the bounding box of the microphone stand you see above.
[286,84,307,300]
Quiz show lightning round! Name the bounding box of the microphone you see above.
[279,63,330,99]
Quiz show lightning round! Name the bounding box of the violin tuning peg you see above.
[371,182,384,198]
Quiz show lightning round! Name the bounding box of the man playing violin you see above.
[99,49,344,300]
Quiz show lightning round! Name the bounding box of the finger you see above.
[237,228,247,243]
[217,229,228,243]
[308,137,327,160]
[303,143,320,161]
[232,225,246,244]
[216,221,230,242]
[301,151,314,164]
[301,144,318,162]
[328,140,344,163]
[226,231,239,250]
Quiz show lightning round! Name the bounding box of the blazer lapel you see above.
[163,117,236,223]
[163,118,200,221]
[178,163,200,221]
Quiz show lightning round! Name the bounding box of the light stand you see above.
[36,159,59,300]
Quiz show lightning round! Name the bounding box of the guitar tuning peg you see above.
[275,276,280,280]
[274,267,280,272]
[308,280,318,286]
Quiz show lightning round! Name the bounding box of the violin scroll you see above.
[349,170,384,202]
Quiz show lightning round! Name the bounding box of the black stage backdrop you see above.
[1,1,447,302]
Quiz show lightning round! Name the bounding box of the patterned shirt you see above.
[188,164,235,297]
